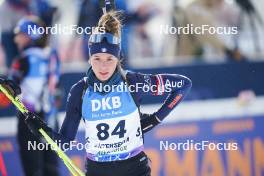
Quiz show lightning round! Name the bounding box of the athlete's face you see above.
[14,33,31,51]
[90,53,118,81]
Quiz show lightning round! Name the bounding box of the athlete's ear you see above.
[88,59,91,65]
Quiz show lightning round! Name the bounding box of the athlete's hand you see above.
[140,113,161,133]
[0,75,21,97]
[24,112,51,138]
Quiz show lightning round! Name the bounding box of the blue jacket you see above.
[58,68,192,144]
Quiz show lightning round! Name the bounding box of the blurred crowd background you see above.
[0,0,264,71]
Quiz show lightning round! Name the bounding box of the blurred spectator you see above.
[77,0,101,61]
[0,0,57,68]
[127,2,160,59]
[0,0,29,67]
[164,0,243,63]
[234,0,264,58]
[9,16,60,176]
[29,0,57,27]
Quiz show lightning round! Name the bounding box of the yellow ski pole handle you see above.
[0,85,85,176]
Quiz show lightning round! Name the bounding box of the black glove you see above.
[140,113,161,133]
[0,75,21,97]
[24,112,52,138]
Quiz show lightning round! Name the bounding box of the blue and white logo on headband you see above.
[101,48,107,52]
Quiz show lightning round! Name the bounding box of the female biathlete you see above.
[5,11,192,176]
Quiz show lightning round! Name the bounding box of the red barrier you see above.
[0,152,7,176]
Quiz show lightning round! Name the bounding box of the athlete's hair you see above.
[96,11,124,69]
[97,10,122,38]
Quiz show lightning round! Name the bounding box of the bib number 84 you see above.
[96,120,126,140]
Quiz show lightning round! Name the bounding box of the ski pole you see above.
[0,84,85,176]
